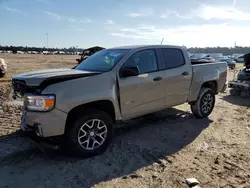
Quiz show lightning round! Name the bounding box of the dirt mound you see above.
[0,82,13,103]
[0,82,21,136]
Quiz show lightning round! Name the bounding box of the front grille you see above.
[12,79,40,99]
[12,79,27,97]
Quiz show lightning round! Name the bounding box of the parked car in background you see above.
[232,54,244,63]
[0,58,7,78]
[190,53,208,59]
[216,57,236,69]
[201,56,215,61]
[234,55,244,63]
[207,53,223,59]
[76,46,105,64]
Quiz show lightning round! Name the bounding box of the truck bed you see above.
[188,61,228,102]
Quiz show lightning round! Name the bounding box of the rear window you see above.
[161,48,185,69]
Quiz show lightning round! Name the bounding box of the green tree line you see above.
[0,45,249,55]
[0,46,85,53]
[188,46,250,55]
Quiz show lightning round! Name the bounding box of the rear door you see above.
[160,48,192,107]
[118,49,165,119]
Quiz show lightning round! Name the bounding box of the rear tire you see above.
[191,87,215,118]
[66,109,113,158]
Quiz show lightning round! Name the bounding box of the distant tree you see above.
[1,45,249,55]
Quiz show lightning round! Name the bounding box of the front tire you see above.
[67,109,113,157]
[191,87,216,118]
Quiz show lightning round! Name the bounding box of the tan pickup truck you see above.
[12,45,227,157]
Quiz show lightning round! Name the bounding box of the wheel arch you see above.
[188,80,217,105]
[65,100,116,133]
[201,80,218,94]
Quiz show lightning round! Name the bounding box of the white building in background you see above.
[17,51,25,54]
[42,51,50,55]
[59,51,65,54]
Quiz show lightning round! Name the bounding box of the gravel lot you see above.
[0,54,249,188]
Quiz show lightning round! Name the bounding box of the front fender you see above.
[41,72,122,120]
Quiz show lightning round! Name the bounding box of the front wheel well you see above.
[65,100,115,133]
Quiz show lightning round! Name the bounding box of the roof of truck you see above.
[109,44,184,50]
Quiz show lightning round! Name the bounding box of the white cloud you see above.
[104,20,115,25]
[68,25,84,32]
[160,10,191,19]
[44,11,92,23]
[125,8,154,18]
[35,0,50,4]
[194,5,250,20]
[126,12,144,18]
[44,11,61,20]
[110,24,250,47]
[67,17,92,24]
[4,6,26,15]
[159,5,250,21]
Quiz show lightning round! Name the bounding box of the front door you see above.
[118,49,165,119]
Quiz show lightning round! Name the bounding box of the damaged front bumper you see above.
[21,109,68,150]
[22,128,62,150]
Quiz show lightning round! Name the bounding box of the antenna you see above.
[160,38,164,45]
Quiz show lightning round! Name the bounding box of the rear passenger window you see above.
[161,48,185,69]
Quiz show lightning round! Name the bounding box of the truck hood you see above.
[12,68,101,87]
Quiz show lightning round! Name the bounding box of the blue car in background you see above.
[216,57,236,70]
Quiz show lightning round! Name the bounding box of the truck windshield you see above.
[75,49,130,72]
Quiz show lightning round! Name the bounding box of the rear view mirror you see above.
[120,66,139,78]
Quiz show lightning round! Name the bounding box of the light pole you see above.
[76,46,78,55]
[46,33,49,49]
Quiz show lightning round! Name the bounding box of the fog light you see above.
[34,123,43,137]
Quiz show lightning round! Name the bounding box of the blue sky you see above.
[0,0,250,48]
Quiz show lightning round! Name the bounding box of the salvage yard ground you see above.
[0,54,249,188]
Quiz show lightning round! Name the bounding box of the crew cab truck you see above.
[12,45,227,157]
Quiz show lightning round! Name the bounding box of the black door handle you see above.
[153,77,162,81]
[182,71,189,76]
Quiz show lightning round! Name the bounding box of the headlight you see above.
[24,95,55,112]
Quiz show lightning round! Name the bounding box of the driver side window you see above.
[123,49,158,74]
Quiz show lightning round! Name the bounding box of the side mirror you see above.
[120,66,139,78]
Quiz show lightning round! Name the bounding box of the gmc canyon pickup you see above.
[12,45,227,157]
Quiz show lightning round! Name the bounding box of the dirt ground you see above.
[0,54,249,188]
